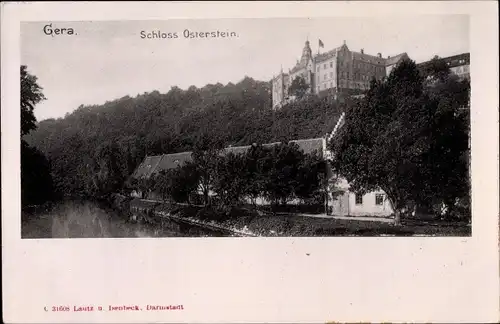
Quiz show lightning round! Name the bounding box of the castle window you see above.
[324,64,327,69]
[324,84,327,89]
[317,66,320,72]
[317,76,319,83]
[330,72,333,78]
[324,74,327,80]
[375,194,384,205]
[355,194,363,205]
[330,82,333,88]
[330,61,333,68]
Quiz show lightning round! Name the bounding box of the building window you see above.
[317,76,319,83]
[330,61,333,68]
[375,194,384,205]
[324,74,327,80]
[330,72,333,78]
[317,66,320,72]
[355,194,363,205]
[324,64,327,69]
[317,86,320,92]
[324,83,327,89]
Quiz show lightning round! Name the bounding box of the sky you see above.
[21,15,469,121]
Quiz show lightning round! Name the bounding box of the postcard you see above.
[2,1,499,323]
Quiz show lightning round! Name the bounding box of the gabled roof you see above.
[132,155,163,179]
[289,138,324,155]
[385,52,408,66]
[150,152,193,177]
[131,138,326,179]
[351,51,386,65]
[314,49,338,63]
[289,63,307,74]
[417,53,470,70]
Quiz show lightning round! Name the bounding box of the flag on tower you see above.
[319,39,324,48]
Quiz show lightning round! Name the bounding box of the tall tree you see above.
[331,58,470,224]
[20,65,55,206]
[186,133,224,205]
[21,65,45,136]
[261,142,304,206]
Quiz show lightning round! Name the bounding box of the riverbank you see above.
[21,197,471,238]
[129,198,471,237]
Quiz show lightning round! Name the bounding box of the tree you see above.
[212,152,248,208]
[331,58,470,224]
[154,165,199,203]
[90,141,125,197]
[261,142,304,206]
[244,144,269,208]
[21,141,56,206]
[420,55,450,84]
[420,70,471,219]
[21,65,46,136]
[295,151,326,203]
[20,66,55,207]
[187,133,224,205]
[288,76,309,99]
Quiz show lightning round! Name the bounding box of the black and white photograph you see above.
[3,2,499,324]
[20,16,472,238]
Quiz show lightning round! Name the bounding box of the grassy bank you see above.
[160,204,471,237]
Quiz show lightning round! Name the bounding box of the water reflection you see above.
[21,201,227,239]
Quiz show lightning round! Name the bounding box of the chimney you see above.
[377,53,382,58]
[361,49,364,54]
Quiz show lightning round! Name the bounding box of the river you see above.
[21,200,227,238]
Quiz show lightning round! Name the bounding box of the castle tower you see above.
[300,40,312,66]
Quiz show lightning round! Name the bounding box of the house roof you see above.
[131,138,326,179]
[150,151,193,177]
[289,138,324,155]
[132,155,164,179]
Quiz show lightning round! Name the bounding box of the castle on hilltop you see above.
[271,40,409,109]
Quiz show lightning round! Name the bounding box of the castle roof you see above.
[289,64,306,74]
[385,52,408,66]
[314,48,339,63]
[417,52,470,69]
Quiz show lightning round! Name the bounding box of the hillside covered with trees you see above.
[24,75,344,201]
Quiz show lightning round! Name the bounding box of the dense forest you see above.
[23,74,344,201]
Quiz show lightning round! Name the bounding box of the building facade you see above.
[272,40,408,109]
